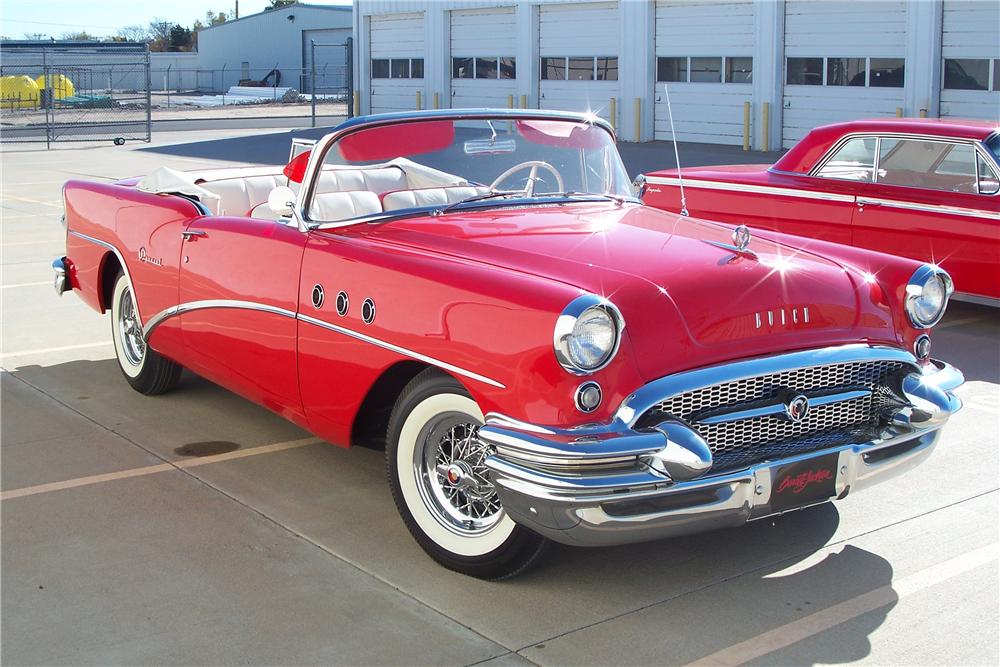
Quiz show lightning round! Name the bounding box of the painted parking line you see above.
[0,436,323,501]
[684,543,998,667]
[0,239,65,247]
[1,342,111,359]
[1,281,51,289]
[0,194,63,208]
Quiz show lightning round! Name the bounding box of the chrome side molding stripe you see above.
[297,313,506,389]
[68,230,144,324]
[644,176,856,203]
[142,300,297,340]
[141,299,506,390]
[856,197,999,220]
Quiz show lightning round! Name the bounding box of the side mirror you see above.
[632,174,647,198]
[267,186,297,218]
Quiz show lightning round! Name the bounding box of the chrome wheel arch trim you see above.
[141,299,505,390]
[68,230,144,325]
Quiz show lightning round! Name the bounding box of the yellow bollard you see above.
[353,91,360,116]
[743,101,751,151]
[896,107,903,117]
[634,98,641,143]
[433,92,440,109]
[919,108,927,118]
[520,94,527,109]
[609,97,617,130]
[762,102,770,152]
[416,90,422,111]
[507,94,513,109]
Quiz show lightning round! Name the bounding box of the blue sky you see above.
[1,0,352,39]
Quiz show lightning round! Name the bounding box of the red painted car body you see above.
[642,119,1000,304]
[56,110,964,560]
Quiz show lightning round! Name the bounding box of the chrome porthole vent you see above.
[335,291,349,316]
[311,284,324,309]
[362,298,376,324]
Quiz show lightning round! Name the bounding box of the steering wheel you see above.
[490,161,565,196]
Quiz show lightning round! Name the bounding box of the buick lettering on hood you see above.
[54,110,963,579]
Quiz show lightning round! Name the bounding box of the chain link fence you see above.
[1,41,150,147]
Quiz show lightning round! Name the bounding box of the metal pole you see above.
[221,63,227,104]
[166,64,171,107]
[42,47,50,149]
[311,40,317,128]
[145,46,152,142]
[346,37,354,118]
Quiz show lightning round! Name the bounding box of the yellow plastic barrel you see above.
[1,75,41,108]
[35,73,75,99]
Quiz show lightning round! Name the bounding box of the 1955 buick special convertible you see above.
[54,109,963,579]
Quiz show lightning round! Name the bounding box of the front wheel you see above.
[386,369,546,579]
[110,271,181,395]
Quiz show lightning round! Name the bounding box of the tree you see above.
[60,31,95,40]
[23,32,51,40]
[148,19,172,52]
[168,24,192,52]
[205,10,229,26]
[117,25,148,43]
[266,0,298,10]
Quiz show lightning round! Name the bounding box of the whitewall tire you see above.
[110,272,181,395]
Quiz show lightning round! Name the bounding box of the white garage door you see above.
[538,2,619,124]
[369,13,424,114]
[302,28,351,93]
[782,0,906,148]
[450,7,517,110]
[940,0,1000,119]
[653,0,753,145]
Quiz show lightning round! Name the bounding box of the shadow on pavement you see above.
[137,125,339,166]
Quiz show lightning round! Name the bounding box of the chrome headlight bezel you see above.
[904,264,953,329]
[553,294,625,375]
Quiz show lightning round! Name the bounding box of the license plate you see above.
[769,452,839,513]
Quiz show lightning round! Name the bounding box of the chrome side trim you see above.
[644,175,856,203]
[143,300,297,339]
[68,230,144,325]
[141,298,506,389]
[297,313,506,389]
[856,196,999,220]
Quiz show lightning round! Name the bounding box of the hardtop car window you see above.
[814,136,876,182]
[306,116,632,224]
[877,138,978,193]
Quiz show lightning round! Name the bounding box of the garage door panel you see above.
[449,7,517,110]
[540,2,618,55]
[370,13,424,114]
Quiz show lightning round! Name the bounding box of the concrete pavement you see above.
[2,129,997,665]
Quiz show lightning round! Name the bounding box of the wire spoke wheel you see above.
[116,286,145,367]
[414,414,503,536]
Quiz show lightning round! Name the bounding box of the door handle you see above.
[181,230,207,240]
[856,198,880,209]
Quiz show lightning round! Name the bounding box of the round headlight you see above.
[554,295,624,374]
[904,265,953,329]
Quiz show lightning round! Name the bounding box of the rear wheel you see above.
[110,272,181,395]
[386,369,547,579]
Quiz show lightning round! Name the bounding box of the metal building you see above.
[352,0,1000,148]
[196,2,353,93]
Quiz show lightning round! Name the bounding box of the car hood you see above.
[357,203,898,381]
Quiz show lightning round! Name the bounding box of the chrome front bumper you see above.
[482,353,963,547]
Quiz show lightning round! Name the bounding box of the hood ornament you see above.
[704,223,757,259]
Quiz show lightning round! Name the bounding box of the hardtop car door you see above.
[177,214,309,425]
[855,136,1000,300]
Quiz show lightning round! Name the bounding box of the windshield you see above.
[305,116,632,225]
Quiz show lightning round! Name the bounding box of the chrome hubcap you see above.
[117,287,145,366]
[414,414,503,536]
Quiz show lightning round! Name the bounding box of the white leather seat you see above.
[381,186,489,212]
[198,174,287,217]
[314,166,408,195]
[311,191,383,222]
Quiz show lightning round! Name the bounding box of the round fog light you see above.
[575,381,603,413]
[914,334,931,360]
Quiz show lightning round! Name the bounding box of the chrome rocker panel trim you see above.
[482,346,963,547]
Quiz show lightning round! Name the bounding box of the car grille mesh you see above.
[639,359,912,472]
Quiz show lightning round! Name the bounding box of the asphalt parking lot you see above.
[2,127,998,666]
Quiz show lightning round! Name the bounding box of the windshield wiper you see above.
[434,190,522,216]
[535,191,632,206]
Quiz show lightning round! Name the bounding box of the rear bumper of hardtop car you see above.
[482,351,963,547]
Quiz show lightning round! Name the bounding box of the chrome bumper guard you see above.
[482,352,963,547]
[52,257,69,296]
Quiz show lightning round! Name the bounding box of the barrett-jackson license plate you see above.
[769,452,839,513]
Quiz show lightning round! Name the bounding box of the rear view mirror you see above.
[267,186,297,217]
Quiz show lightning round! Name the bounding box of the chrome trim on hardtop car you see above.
[481,345,964,547]
[856,196,999,220]
[67,230,144,324]
[643,175,857,203]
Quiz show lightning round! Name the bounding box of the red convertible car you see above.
[55,110,963,579]
[641,119,1000,304]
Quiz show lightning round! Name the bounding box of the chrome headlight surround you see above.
[553,294,625,375]
[904,264,954,329]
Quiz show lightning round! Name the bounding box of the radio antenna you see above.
[663,83,689,216]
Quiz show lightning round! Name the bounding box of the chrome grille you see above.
[640,359,912,472]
